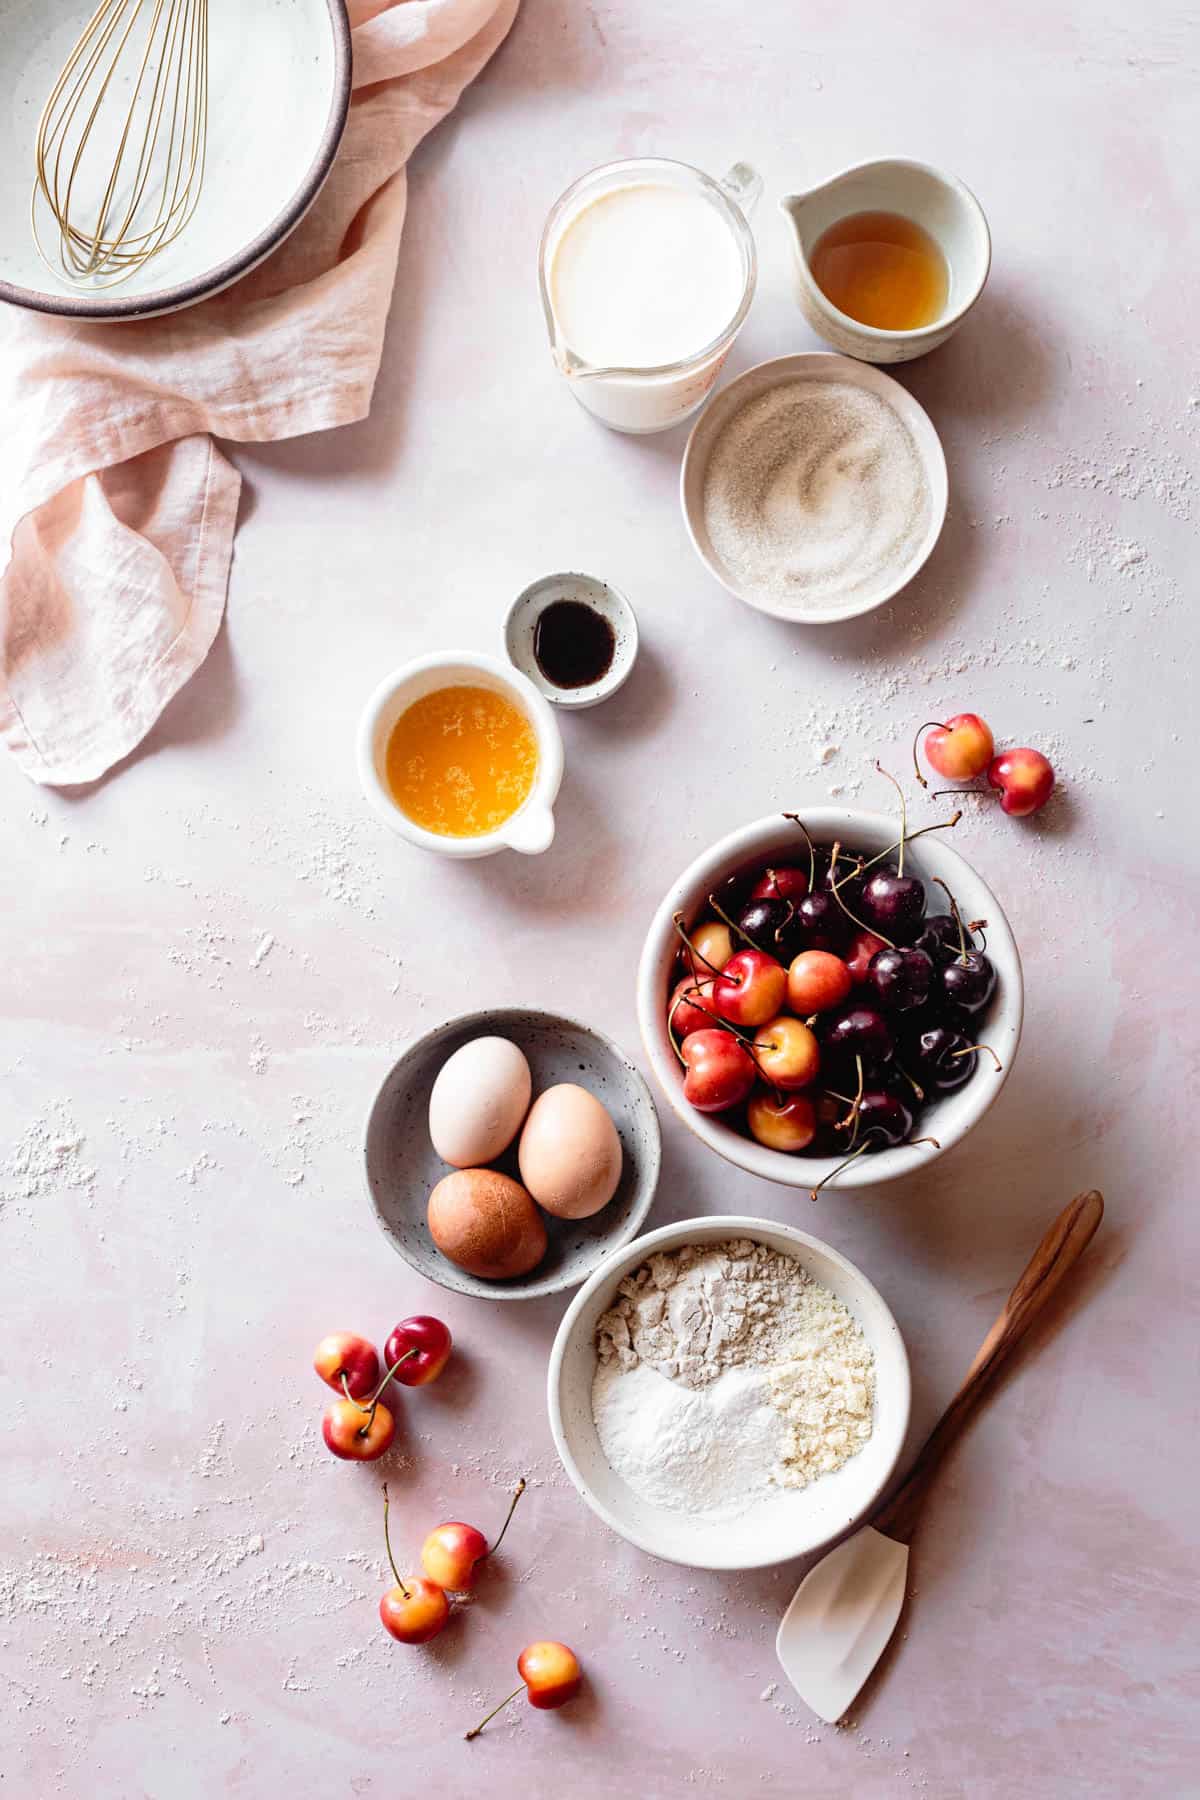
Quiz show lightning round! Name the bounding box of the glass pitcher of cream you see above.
[539,158,761,434]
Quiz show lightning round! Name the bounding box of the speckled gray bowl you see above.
[504,572,638,709]
[365,1009,662,1300]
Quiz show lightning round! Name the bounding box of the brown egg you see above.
[518,1084,623,1220]
[427,1169,547,1280]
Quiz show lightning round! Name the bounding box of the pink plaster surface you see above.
[3,1,1198,1794]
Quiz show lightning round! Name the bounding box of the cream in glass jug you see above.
[539,158,761,434]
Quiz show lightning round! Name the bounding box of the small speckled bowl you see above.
[548,1216,911,1569]
[504,573,638,709]
[365,1009,662,1300]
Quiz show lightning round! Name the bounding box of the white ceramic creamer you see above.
[539,158,760,434]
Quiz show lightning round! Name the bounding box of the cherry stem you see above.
[670,984,758,1049]
[912,722,950,790]
[381,1484,409,1599]
[932,877,969,963]
[909,1135,942,1150]
[929,785,993,802]
[810,1134,880,1201]
[894,1061,926,1103]
[365,1347,417,1410]
[782,813,817,891]
[672,911,725,980]
[465,1687,524,1741]
[950,1043,1003,1072]
[854,812,962,883]
[836,1055,866,1142]
[829,856,895,951]
[874,763,909,876]
[486,1478,527,1558]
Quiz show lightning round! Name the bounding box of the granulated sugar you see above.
[701,378,931,614]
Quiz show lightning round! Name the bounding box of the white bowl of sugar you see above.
[547,1217,910,1570]
[681,352,948,624]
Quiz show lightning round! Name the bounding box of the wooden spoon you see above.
[776,1190,1104,1723]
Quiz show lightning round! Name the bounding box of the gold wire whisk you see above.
[32,0,209,290]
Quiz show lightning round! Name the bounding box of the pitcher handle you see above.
[719,161,763,220]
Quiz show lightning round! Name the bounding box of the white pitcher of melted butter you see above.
[539,158,761,434]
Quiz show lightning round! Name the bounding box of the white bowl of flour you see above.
[681,353,948,623]
[548,1217,909,1569]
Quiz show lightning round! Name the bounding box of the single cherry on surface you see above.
[322,1396,395,1462]
[465,1642,583,1740]
[421,1478,527,1592]
[712,948,787,1028]
[379,1483,450,1645]
[384,1316,452,1388]
[988,747,1055,817]
[787,949,853,1015]
[680,1029,757,1113]
[917,713,995,784]
[313,1332,380,1401]
[752,1015,820,1092]
[747,1090,817,1153]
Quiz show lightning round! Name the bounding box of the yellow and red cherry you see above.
[379,1484,450,1645]
[421,1478,527,1592]
[752,1015,820,1091]
[713,948,787,1027]
[668,974,717,1041]
[465,1642,583,1740]
[751,865,809,903]
[680,1029,757,1113]
[679,919,733,977]
[846,929,888,984]
[384,1315,452,1388]
[313,1331,380,1401]
[917,713,994,784]
[747,1090,816,1152]
[988,747,1054,816]
[322,1395,395,1461]
[787,949,852,1014]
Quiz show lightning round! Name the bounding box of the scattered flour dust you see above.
[593,1239,875,1518]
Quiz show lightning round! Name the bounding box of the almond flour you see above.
[592,1239,875,1515]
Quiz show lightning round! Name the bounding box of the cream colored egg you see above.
[428,1037,532,1168]
[518,1084,623,1219]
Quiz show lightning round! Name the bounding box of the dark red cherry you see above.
[751,865,809,903]
[903,1020,976,1092]
[854,1088,914,1148]
[867,946,934,1013]
[736,898,806,963]
[820,1005,894,1068]
[939,951,995,1014]
[794,889,849,953]
[913,914,962,962]
[860,868,927,942]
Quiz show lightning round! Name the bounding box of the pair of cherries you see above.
[916,712,1054,816]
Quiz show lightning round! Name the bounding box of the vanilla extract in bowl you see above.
[533,599,616,690]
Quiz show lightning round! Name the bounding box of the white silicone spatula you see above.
[777,1190,1104,1724]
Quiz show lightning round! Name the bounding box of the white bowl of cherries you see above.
[636,802,1023,1194]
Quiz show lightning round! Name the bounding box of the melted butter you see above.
[385,685,538,838]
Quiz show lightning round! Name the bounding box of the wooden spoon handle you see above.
[870,1190,1104,1543]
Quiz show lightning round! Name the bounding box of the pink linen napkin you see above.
[0,0,518,787]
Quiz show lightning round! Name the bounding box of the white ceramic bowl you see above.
[504,572,639,709]
[680,353,948,624]
[3,0,351,320]
[636,808,1023,1192]
[780,158,992,365]
[548,1216,910,1569]
[356,652,564,858]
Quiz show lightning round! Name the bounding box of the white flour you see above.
[701,378,930,613]
[593,1239,875,1516]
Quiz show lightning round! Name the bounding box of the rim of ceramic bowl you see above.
[547,1214,911,1568]
[537,155,758,379]
[636,808,1023,1191]
[3,0,352,321]
[363,1006,663,1300]
[503,571,640,709]
[783,156,992,344]
[680,353,949,624]
[355,651,565,858]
